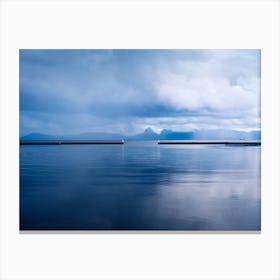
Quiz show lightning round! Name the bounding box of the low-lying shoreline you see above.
[20,140,261,145]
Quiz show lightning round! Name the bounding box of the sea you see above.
[20,141,261,230]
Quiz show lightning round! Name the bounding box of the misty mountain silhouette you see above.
[21,128,261,141]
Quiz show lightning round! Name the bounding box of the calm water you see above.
[20,141,261,230]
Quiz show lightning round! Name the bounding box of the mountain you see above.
[20,133,58,140]
[193,129,261,140]
[127,127,159,140]
[66,132,123,140]
[21,132,123,141]
[160,129,194,140]
[21,129,261,141]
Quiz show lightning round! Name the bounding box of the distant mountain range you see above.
[20,128,261,141]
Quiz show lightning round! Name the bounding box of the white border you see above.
[1,0,280,279]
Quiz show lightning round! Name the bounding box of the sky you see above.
[20,49,260,136]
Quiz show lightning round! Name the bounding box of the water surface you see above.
[20,141,261,230]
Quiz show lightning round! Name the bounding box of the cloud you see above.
[154,50,260,118]
[20,49,260,135]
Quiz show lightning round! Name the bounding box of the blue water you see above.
[20,141,261,230]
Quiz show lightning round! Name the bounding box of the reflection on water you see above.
[20,141,260,230]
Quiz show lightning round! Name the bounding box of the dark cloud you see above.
[20,49,260,136]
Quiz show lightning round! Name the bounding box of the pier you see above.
[20,140,125,145]
[157,140,261,145]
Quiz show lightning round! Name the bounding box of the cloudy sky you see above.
[20,49,260,136]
